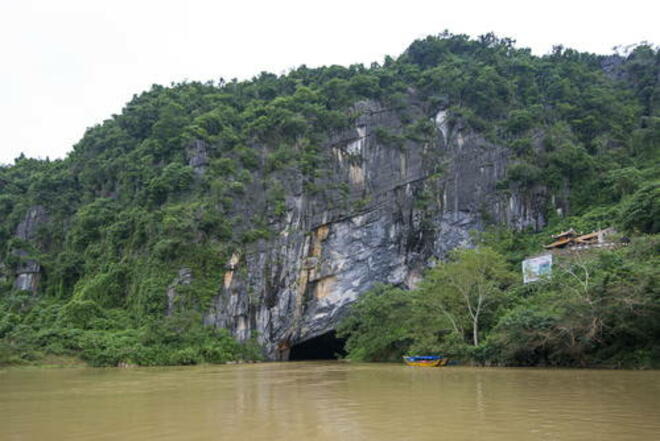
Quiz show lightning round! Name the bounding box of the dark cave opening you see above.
[288,331,346,360]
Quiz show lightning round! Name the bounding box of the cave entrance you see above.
[288,331,346,361]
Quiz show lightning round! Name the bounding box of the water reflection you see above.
[1,362,659,441]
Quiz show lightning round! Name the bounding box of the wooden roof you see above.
[544,237,574,249]
[576,231,599,243]
[552,229,577,239]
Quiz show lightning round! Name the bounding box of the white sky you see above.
[1,0,658,165]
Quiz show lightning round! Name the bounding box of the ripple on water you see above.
[1,363,660,441]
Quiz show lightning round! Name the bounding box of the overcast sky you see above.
[1,0,658,165]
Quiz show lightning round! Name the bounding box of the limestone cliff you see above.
[203,99,545,359]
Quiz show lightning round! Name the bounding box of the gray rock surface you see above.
[203,99,545,359]
[166,268,193,316]
[600,54,627,81]
[13,206,48,292]
[186,140,209,176]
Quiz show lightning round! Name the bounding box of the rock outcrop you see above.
[204,99,545,359]
[186,140,209,176]
[166,268,193,316]
[13,206,48,293]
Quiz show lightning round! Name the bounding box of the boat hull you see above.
[403,356,449,367]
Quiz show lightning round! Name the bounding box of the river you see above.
[1,362,659,440]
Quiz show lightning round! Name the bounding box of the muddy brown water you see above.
[1,362,659,441]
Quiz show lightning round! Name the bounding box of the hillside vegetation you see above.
[1,32,658,367]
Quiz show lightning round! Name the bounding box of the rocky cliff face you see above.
[13,205,48,293]
[203,99,545,359]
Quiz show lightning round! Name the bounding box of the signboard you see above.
[522,254,552,284]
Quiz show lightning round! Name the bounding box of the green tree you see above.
[337,284,415,361]
[619,182,660,233]
[420,247,515,346]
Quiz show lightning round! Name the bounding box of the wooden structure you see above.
[544,229,578,249]
[544,227,622,251]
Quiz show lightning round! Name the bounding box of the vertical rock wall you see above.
[13,206,48,293]
[204,99,546,359]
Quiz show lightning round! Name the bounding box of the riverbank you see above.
[0,358,264,370]
[0,354,87,369]
[0,352,264,369]
[3,355,658,371]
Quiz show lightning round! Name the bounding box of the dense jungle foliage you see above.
[1,32,658,367]
[338,237,660,368]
